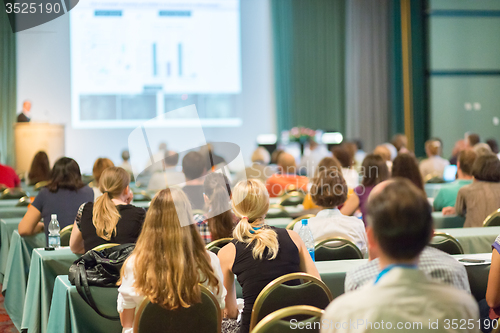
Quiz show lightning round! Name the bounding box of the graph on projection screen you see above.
[70,0,241,128]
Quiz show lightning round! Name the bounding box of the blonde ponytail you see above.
[93,167,130,240]
[231,179,279,260]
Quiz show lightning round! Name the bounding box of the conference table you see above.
[432,212,464,229]
[0,218,22,283]
[437,226,500,254]
[44,253,491,333]
[0,206,28,219]
[0,199,22,207]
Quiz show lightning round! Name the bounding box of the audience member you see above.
[18,157,94,242]
[466,133,481,148]
[373,144,393,171]
[218,179,319,333]
[341,154,390,223]
[332,146,359,189]
[391,133,409,153]
[119,150,133,175]
[487,138,500,159]
[26,151,51,186]
[444,154,500,227]
[392,153,424,191]
[299,139,330,178]
[147,151,185,191]
[449,139,467,165]
[234,147,272,185]
[117,188,225,333]
[182,151,207,210]
[194,173,236,244]
[294,169,367,255]
[265,152,308,197]
[69,167,145,254]
[147,142,168,174]
[200,143,226,166]
[353,139,367,168]
[0,156,21,189]
[270,149,284,165]
[474,143,493,157]
[323,179,478,332]
[302,156,342,210]
[483,233,500,332]
[433,150,476,211]
[92,158,115,199]
[419,139,449,180]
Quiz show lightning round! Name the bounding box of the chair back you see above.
[267,204,291,218]
[206,238,233,255]
[133,191,152,202]
[483,209,500,227]
[252,305,324,333]
[250,272,333,331]
[60,225,73,246]
[134,284,221,333]
[314,237,363,261]
[430,232,464,255]
[0,188,27,200]
[34,180,49,191]
[279,191,305,207]
[286,215,316,230]
[16,196,32,207]
[92,243,121,252]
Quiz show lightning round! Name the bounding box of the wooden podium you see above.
[14,123,65,173]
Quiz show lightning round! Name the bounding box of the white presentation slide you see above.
[70,0,241,128]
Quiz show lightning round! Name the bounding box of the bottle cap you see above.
[51,214,57,220]
[301,219,308,225]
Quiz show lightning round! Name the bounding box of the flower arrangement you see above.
[289,127,316,143]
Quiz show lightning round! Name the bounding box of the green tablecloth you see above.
[47,276,121,333]
[0,199,21,207]
[0,218,22,283]
[265,218,292,229]
[2,230,45,330]
[0,206,28,219]
[22,248,79,333]
[437,226,500,254]
[432,212,465,229]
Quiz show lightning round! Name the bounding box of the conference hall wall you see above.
[428,0,500,156]
[16,0,275,173]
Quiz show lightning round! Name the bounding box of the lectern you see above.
[14,123,65,173]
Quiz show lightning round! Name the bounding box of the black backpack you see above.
[68,243,135,319]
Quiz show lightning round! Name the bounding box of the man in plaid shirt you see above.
[194,213,212,245]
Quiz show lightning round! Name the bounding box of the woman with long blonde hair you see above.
[218,179,320,333]
[117,188,226,333]
[69,167,145,254]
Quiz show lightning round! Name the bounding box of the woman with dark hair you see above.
[391,153,424,191]
[444,154,500,227]
[27,151,51,186]
[194,173,236,244]
[18,157,94,241]
[340,154,390,223]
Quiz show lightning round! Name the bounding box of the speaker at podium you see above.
[14,123,65,174]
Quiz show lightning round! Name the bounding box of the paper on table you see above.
[455,253,492,266]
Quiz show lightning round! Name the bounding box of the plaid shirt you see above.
[344,246,471,293]
[194,214,212,245]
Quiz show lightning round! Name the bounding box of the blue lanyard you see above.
[374,264,417,285]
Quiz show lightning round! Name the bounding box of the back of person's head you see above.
[311,169,347,208]
[317,157,342,173]
[458,150,477,176]
[367,178,432,260]
[158,142,167,151]
[232,179,277,260]
[271,149,284,165]
[344,142,358,158]
[252,147,271,165]
[128,187,219,309]
[121,150,130,162]
[163,151,179,167]
[354,139,363,151]
[391,154,424,190]
[332,146,353,168]
[28,151,50,184]
[473,143,492,157]
[452,139,466,157]
[373,145,392,162]
[204,173,234,240]
[46,157,84,192]
[467,133,480,147]
[391,134,408,152]
[487,139,499,154]
[425,139,441,157]
[277,152,297,174]
[361,154,389,187]
[182,151,206,180]
[472,154,500,182]
[309,139,319,150]
[93,167,130,241]
[92,158,114,184]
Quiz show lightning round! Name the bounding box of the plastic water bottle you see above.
[48,214,60,248]
[298,219,315,261]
